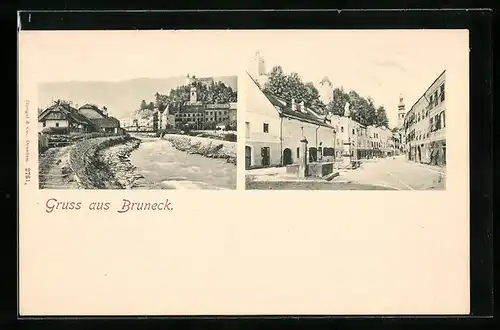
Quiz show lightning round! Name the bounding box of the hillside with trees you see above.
[166,80,237,105]
[263,65,390,128]
[138,80,237,113]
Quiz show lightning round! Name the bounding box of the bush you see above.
[42,127,69,135]
[157,128,183,137]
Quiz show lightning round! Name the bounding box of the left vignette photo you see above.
[35,31,238,190]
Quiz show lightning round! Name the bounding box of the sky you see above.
[20,30,245,82]
[240,30,468,128]
[20,30,468,127]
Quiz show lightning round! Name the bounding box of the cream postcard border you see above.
[19,30,469,316]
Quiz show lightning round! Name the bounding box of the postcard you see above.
[19,29,470,315]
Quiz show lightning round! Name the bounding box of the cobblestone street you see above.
[332,155,446,190]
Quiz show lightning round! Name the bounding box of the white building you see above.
[245,71,336,169]
[405,70,446,165]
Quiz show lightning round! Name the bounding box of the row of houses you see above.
[120,83,237,131]
[403,70,446,166]
[38,103,122,134]
[244,71,398,169]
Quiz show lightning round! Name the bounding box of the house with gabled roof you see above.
[78,103,108,119]
[244,71,337,169]
[38,102,95,133]
[77,104,121,133]
[38,102,122,134]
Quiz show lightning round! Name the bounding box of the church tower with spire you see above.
[397,93,406,129]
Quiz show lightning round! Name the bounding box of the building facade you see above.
[39,102,121,134]
[38,103,93,133]
[404,70,446,166]
[245,71,336,169]
[171,87,235,130]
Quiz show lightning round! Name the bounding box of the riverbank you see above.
[69,135,144,189]
[161,134,237,165]
[97,139,154,189]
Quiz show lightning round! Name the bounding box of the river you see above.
[129,137,236,190]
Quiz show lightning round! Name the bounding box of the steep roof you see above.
[78,103,107,117]
[90,117,121,128]
[39,103,94,126]
[245,72,333,128]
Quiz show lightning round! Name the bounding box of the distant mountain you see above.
[38,75,238,119]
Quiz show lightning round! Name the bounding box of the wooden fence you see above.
[38,134,49,154]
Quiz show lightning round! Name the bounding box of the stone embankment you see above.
[69,135,145,189]
[162,134,237,165]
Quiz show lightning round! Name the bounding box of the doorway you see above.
[283,148,292,166]
[261,147,270,167]
[309,147,317,162]
[245,145,252,169]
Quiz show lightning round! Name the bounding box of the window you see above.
[297,147,300,158]
[43,122,46,127]
[341,126,344,133]
[352,129,355,135]
[323,147,334,157]
[442,111,446,128]
[434,90,438,106]
[429,95,434,108]
[440,84,445,102]
[263,123,269,133]
[55,122,59,127]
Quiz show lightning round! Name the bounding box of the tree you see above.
[304,82,325,113]
[140,100,148,110]
[366,98,378,125]
[375,106,389,128]
[147,101,155,110]
[325,88,388,128]
[326,87,350,116]
[169,85,191,104]
[263,66,324,110]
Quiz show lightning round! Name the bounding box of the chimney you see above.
[300,101,305,113]
[291,98,296,111]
